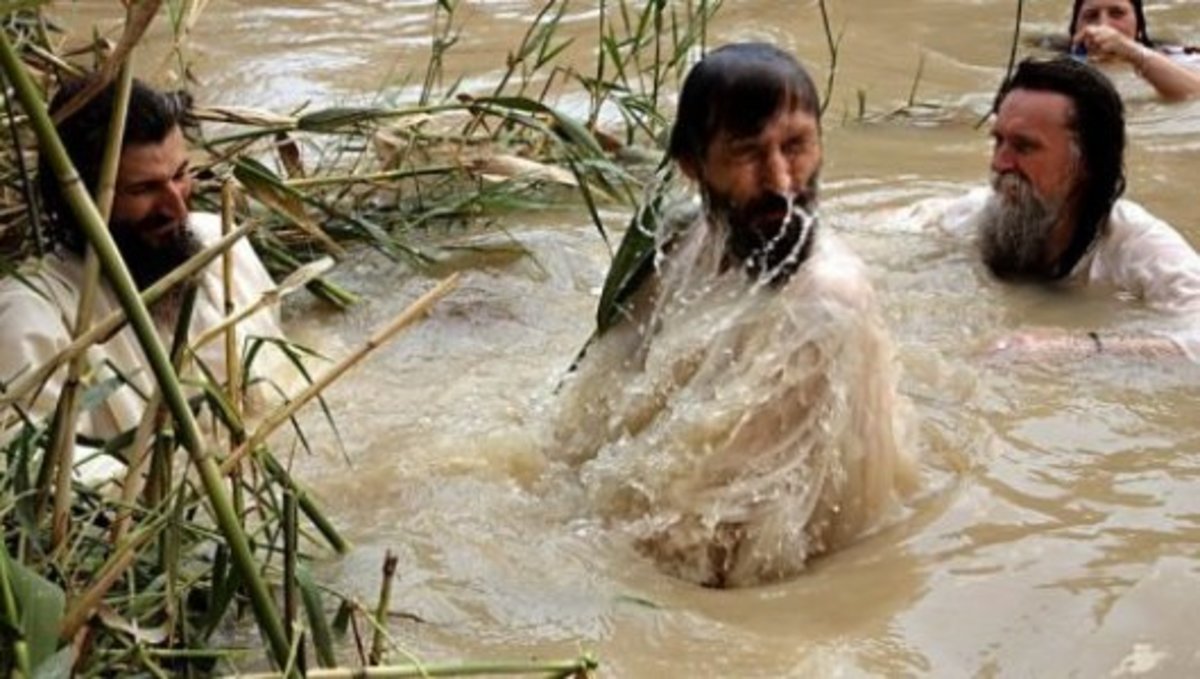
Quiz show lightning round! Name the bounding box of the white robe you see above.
[0,212,284,449]
[938,188,1200,357]
[553,216,917,587]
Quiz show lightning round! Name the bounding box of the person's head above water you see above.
[668,42,822,284]
[982,57,1126,281]
[1069,0,1151,47]
[39,76,200,290]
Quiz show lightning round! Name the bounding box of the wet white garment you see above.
[0,212,284,447]
[938,188,1200,357]
[552,216,917,587]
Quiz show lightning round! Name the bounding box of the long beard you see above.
[705,181,819,287]
[978,172,1064,280]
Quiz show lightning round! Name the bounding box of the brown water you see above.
[63,1,1200,675]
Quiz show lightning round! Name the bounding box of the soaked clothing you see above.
[0,212,283,449]
[553,215,917,587]
[938,188,1200,357]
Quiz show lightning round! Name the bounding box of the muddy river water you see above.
[62,1,1200,675]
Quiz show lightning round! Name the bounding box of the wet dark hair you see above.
[667,42,819,169]
[38,76,193,253]
[1068,0,1151,47]
[994,57,1126,279]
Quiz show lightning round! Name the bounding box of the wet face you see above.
[685,105,822,282]
[1074,0,1138,40]
[110,126,200,289]
[984,89,1083,279]
[990,89,1080,210]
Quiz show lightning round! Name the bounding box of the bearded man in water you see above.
[939,58,1200,358]
[0,76,284,460]
[553,43,917,588]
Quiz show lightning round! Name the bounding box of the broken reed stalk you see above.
[369,550,398,665]
[0,29,292,669]
[46,61,134,550]
[221,272,461,474]
[229,654,600,679]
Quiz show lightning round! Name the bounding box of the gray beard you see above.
[978,172,1063,280]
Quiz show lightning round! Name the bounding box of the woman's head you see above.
[1069,0,1151,46]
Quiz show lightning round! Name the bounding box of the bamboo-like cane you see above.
[45,61,134,550]
[220,273,460,475]
[227,654,600,679]
[0,29,291,668]
[222,181,243,420]
[283,488,305,675]
[369,550,398,665]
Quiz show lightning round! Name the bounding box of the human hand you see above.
[1073,25,1142,65]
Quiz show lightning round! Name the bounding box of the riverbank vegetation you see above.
[0,0,724,675]
[0,0,1021,674]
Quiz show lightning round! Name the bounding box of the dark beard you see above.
[111,220,202,292]
[706,184,819,287]
[110,219,203,324]
[979,172,1064,280]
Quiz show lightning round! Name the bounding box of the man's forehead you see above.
[117,127,189,181]
[715,106,819,143]
[996,88,1074,131]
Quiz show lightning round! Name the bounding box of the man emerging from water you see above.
[553,43,917,588]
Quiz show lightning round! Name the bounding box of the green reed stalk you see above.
[45,61,134,550]
[0,30,291,669]
[283,488,304,675]
[369,550,397,665]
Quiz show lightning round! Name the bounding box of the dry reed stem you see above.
[221,272,461,475]
[50,0,162,123]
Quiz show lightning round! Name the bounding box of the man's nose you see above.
[991,145,1016,174]
[161,180,189,221]
[761,149,792,194]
